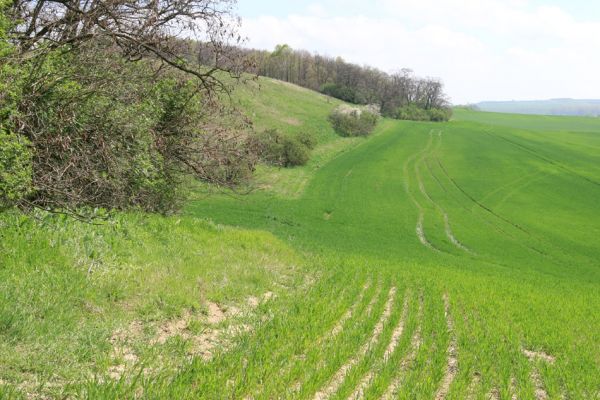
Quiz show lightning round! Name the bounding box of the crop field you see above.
[185,109,600,399]
[1,80,599,399]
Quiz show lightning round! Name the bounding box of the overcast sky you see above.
[236,0,600,104]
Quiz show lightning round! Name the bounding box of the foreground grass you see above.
[0,211,306,398]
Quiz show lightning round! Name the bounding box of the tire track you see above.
[347,292,410,400]
[417,132,473,254]
[434,294,458,400]
[381,293,424,400]
[313,287,397,400]
[402,131,442,252]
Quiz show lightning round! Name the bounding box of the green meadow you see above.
[1,78,599,399]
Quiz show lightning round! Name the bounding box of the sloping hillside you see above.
[2,81,600,400]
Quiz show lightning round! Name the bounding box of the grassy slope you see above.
[1,79,599,399]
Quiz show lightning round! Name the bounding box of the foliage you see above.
[0,0,253,213]
[321,83,361,104]
[328,106,379,137]
[0,131,32,209]
[296,131,318,150]
[255,129,310,167]
[396,105,452,122]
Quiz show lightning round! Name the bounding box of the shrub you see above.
[0,131,32,209]
[296,131,317,150]
[282,138,310,166]
[427,107,453,122]
[396,105,430,121]
[255,129,310,167]
[396,105,452,122]
[328,106,379,137]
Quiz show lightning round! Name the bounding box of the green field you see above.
[1,79,599,399]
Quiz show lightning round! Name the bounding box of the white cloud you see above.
[240,1,600,103]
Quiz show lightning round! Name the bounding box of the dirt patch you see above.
[282,117,302,126]
[487,387,500,400]
[107,295,275,380]
[434,294,458,400]
[522,349,556,364]
[384,294,409,361]
[530,369,549,400]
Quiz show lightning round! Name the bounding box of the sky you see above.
[235,0,600,104]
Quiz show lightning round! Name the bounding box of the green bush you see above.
[282,138,310,166]
[0,131,32,209]
[396,105,452,122]
[328,106,379,137]
[427,107,453,121]
[296,131,317,149]
[255,129,310,167]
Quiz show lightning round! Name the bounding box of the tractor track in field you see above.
[478,170,545,205]
[313,287,397,400]
[381,293,424,400]
[434,155,586,268]
[484,129,600,189]
[402,131,443,252]
[415,131,472,253]
[347,291,410,400]
[493,172,549,210]
[434,294,458,400]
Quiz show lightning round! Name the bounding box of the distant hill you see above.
[475,99,600,117]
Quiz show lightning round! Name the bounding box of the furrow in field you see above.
[329,280,371,339]
[347,292,410,400]
[523,349,554,400]
[283,280,378,398]
[313,287,397,400]
[465,373,481,400]
[434,294,458,400]
[381,294,424,400]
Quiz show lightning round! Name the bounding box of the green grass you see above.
[1,80,600,399]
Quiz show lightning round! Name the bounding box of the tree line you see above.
[199,44,451,120]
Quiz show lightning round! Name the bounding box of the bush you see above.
[255,129,310,167]
[396,105,452,122]
[0,42,257,213]
[283,138,310,166]
[328,106,379,137]
[0,131,32,209]
[296,131,317,149]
